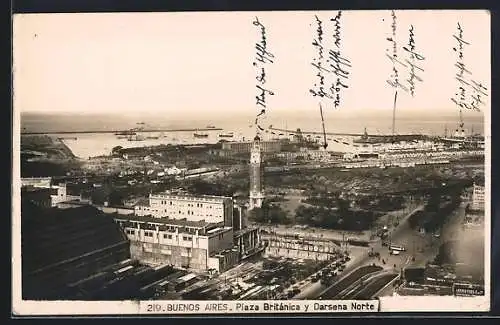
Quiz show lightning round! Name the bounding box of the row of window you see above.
[147,207,221,217]
[129,230,195,242]
[154,200,221,209]
[163,234,193,241]
[123,222,202,234]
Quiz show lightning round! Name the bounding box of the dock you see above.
[21,128,223,136]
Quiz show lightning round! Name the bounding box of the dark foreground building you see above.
[22,201,130,300]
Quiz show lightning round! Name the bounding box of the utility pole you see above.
[392,91,398,136]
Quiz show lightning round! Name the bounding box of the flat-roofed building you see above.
[50,183,91,207]
[114,214,234,272]
[472,183,485,211]
[21,177,52,189]
[121,192,264,273]
[134,191,233,227]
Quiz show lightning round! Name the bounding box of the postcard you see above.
[12,9,490,315]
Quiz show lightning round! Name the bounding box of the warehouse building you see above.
[21,201,130,300]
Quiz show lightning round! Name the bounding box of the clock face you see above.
[251,152,260,163]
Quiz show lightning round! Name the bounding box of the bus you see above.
[389,244,406,252]
[173,273,198,291]
[114,265,135,278]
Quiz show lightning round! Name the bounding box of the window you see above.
[170,201,172,205]
[164,234,172,239]
[183,236,192,241]
[144,231,153,237]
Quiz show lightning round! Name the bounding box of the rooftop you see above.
[113,213,216,229]
[21,201,130,299]
[150,191,232,202]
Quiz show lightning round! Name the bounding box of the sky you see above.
[13,10,490,121]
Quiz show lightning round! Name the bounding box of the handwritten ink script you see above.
[328,11,351,108]
[310,12,351,108]
[402,25,425,96]
[451,23,488,112]
[385,10,408,93]
[386,11,426,97]
[253,17,274,130]
[310,15,331,99]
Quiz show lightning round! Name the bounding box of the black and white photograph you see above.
[12,10,491,314]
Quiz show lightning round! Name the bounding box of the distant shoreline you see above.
[20,128,224,136]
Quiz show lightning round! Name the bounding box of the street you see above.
[295,203,426,299]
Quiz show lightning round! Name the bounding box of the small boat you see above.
[218,132,234,138]
[206,125,216,129]
[115,130,136,136]
[194,132,209,138]
[146,136,159,139]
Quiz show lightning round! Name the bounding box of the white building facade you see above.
[135,192,233,226]
[472,183,485,211]
[115,215,237,272]
[127,191,244,272]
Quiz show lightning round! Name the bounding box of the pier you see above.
[268,127,426,138]
[21,128,223,136]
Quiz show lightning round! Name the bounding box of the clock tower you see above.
[249,135,264,210]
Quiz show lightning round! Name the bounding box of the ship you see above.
[146,135,160,140]
[218,132,234,138]
[115,130,136,136]
[194,132,209,138]
[353,127,426,144]
[353,128,381,144]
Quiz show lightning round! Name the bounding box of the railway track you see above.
[318,265,383,299]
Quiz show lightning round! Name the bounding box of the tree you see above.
[111,146,123,156]
[336,198,350,215]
